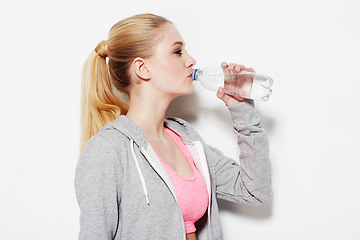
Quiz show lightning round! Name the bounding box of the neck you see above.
[126,90,174,139]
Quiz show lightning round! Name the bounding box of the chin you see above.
[184,84,195,95]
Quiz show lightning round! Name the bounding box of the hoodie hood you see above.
[111,115,149,148]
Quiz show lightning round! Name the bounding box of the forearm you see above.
[230,100,271,203]
[214,100,272,204]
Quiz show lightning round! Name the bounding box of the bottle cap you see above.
[192,69,199,81]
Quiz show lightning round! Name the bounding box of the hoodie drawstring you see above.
[130,139,150,205]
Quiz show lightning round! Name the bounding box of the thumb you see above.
[216,87,232,104]
[217,87,246,106]
[216,87,227,100]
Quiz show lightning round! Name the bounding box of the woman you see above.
[75,13,272,240]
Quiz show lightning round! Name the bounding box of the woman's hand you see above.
[216,62,256,107]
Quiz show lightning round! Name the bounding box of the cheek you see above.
[159,65,179,81]
[150,56,184,84]
[154,59,173,76]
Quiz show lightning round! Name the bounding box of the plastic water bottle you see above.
[192,66,273,101]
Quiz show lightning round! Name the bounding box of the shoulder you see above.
[78,123,129,172]
[75,125,126,202]
[83,123,128,156]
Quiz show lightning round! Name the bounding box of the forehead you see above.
[158,23,184,46]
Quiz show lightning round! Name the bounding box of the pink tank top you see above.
[158,127,209,234]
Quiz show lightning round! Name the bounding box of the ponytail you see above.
[80,40,128,152]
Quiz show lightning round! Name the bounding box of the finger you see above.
[221,62,231,75]
[228,63,237,71]
[216,87,232,103]
[216,87,228,103]
[246,67,256,73]
[217,88,246,106]
[234,64,246,73]
[216,87,225,98]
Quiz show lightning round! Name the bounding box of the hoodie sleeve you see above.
[205,100,272,204]
[74,133,123,240]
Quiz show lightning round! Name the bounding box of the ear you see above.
[132,57,151,80]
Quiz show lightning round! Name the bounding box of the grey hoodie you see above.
[75,100,272,240]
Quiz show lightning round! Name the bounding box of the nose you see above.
[185,52,196,68]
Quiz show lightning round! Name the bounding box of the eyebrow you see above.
[171,41,184,46]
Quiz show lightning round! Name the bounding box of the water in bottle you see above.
[192,66,273,101]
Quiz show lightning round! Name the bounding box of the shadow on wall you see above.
[218,198,273,219]
[166,92,275,219]
[166,93,200,121]
[166,92,276,134]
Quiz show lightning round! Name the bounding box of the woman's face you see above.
[146,23,196,97]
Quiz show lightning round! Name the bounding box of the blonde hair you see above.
[80,13,172,152]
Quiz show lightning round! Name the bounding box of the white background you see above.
[1,0,359,239]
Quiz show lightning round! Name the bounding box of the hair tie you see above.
[95,40,108,58]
